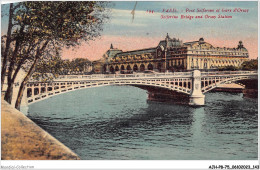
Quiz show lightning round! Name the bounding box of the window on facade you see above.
[204,59,207,69]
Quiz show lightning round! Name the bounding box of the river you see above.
[28,85,258,160]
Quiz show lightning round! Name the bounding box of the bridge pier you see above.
[189,95,205,106]
[189,70,205,106]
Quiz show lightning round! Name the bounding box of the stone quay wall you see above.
[1,99,80,160]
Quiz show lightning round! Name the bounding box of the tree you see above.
[1,3,20,91]
[2,2,34,104]
[217,65,239,71]
[240,59,258,70]
[70,58,91,73]
[1,1,110,110]
[34,56,64,79]
[33,57,92,76]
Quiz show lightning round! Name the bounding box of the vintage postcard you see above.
[1,1,258,169]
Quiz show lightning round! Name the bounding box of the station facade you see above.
[103,34,249,73]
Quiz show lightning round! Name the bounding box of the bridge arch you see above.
[26,79,192,105]
[202,76,257,93]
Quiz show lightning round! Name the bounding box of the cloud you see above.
[109,8,162,27]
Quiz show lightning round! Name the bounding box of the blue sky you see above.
[105,1,258,39]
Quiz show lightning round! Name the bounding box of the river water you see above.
[28,85,258,160]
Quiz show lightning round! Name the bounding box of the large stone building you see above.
[93,44,122,73]
[102,34,249,73]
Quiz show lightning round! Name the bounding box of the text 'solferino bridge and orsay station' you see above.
[102,34,248,73]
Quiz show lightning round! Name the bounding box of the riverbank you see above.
[1,99,80,160]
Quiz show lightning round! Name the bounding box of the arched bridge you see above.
[25,70,257,107]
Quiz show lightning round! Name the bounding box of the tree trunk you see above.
[1,4,14,91]
[4,59,24,104]
[4,38,23,104]
[4,80,14,104]
[15,40,49,110]
[15,57,38,110]
[4,25,25,103]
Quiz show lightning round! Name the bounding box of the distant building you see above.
[102,34,249,73]
[93,44,122,73]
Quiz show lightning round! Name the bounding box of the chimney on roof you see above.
[166,33,170,40]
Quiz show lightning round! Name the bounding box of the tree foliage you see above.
[34,57,92,77]
[217,65,239,71]
[1,1,110,110]
[217,59,258,71]
[240,59,258,70]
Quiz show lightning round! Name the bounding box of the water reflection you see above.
[191,107,205,148]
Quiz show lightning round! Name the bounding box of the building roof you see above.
[116,47,156,57]
[183,38,206,46]
[107,49,123,58]
[158,39,183,48]
[183,41,199,46]
[157,33,183,48]
[109,35,248,59]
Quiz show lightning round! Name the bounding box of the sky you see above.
[1,1,258,60]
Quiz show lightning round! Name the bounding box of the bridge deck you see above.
[25,71,257,105]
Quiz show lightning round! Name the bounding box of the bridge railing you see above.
[30,71,257,83]
[58,71,256,80]
[56,72,193,80]
[201,71,257,76]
